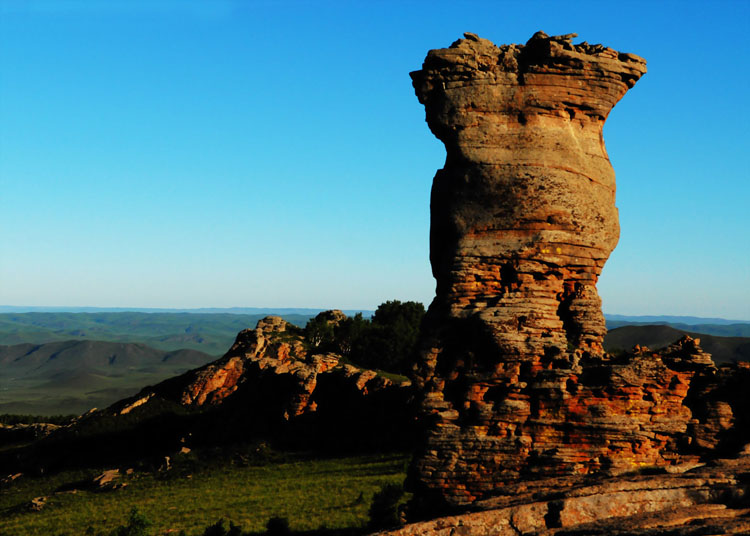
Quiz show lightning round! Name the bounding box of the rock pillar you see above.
[409,31,651,508]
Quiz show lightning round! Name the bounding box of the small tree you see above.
[304,316,335,349]
[351,301,425,373]
[334,312,369,357]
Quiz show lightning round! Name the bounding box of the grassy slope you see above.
[0,340,219,415]
[0,453,408,536]
[0,312,316,355]
[605,320,750,338]
[603,325,750,363]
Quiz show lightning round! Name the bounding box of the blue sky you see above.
[1,0,748,319]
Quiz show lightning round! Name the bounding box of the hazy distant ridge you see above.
[604,325,750,363]
[605,314,750,326]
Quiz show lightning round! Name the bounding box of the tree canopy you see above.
[303,301,425,374]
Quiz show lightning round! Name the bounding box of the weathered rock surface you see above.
[407,31,750,515]
[91,469,123,491]
[376,452,750,535]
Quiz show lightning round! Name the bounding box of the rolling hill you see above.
[0,340,216,415]
[0,311,318,355]
[603,324,750,364]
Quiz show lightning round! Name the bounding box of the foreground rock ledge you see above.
[407,30,750,516]
[377,452,750,535]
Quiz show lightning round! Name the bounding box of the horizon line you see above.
[1,305,749,323]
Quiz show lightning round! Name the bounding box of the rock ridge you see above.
[108,312,400,427]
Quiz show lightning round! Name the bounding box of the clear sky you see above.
[1,0,748,319]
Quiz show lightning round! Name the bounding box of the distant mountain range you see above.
[3,311,747,354]
[605,319,750,339]
[0,339,216,415]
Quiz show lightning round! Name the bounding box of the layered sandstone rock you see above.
[411,31,647,359]
[377,451,750,536]
[407,31,733,510]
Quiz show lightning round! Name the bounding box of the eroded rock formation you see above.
[109,312,406,435]
[379,451,750,535]
[406,31,740,511]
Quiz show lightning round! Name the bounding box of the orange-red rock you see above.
[376,451,750,535]
[406,32,738,511]
[107,312,409,447]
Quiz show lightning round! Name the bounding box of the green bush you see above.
[304,316,336,349]
[265,516,290,535]
[367,483,404,530]
[202,518,243,536]
[352,301,425,373]
[110,508,152,536]
[304,301,425,374]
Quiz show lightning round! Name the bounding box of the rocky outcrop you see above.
[407,31,750,513]
[377,451,750,535]
[105,312,411,450]
[0,422,60,443]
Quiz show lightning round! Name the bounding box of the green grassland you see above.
[0,452,409,535]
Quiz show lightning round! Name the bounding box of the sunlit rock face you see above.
[406,31,689,509]
[412,31,647,369]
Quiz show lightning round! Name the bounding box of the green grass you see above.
[0,453,409,535]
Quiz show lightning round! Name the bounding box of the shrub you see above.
[304,316,336,349]
[352,301,425,374]
[202,518,243,536]
[265,516,291,535]
[109,508,152,536]
[334,313,369,357]
[367,483,404,530]
[304,301,425,374]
